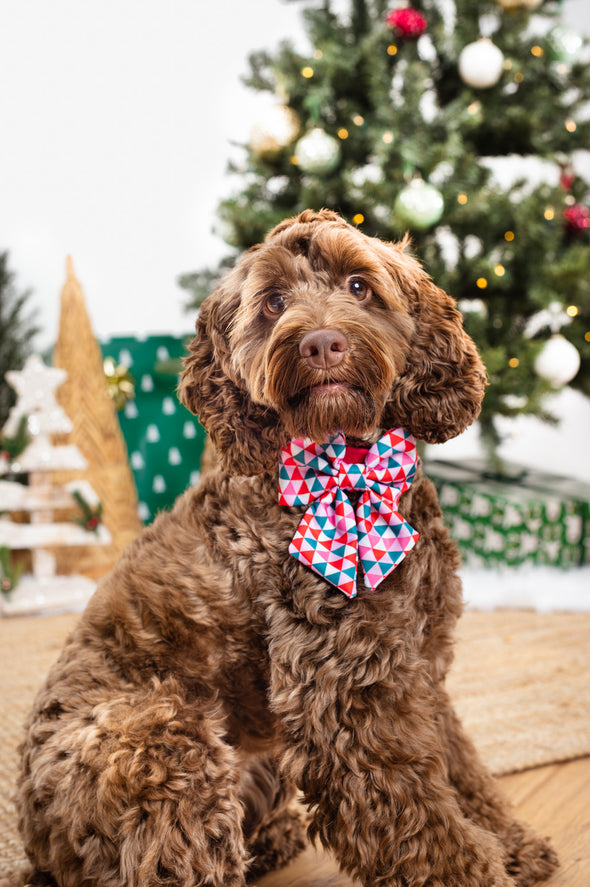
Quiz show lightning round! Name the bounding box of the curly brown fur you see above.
[17,210,557,887]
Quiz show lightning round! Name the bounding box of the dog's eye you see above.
[263,292,286,317]
[347,277,371,301]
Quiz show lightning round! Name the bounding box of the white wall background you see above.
[1,0,589,479]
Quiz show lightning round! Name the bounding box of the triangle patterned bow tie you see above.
[278,427,419,598]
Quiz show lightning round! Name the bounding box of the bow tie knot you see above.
[278,428,419,598]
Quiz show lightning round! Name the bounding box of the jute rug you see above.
[1,608,589,883]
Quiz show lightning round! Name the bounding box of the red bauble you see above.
[386,7,427,39]
[563,204,590,237]
[559,170,575,192]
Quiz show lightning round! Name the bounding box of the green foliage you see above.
[71,490,103,535]
[0,414,31,462]
[0,253,39,427]
[180,0,590,452]
[0,546,24,597]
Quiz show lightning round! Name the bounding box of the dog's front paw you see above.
[505,831,559,887]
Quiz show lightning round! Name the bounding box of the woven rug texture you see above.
[1,608,589,884]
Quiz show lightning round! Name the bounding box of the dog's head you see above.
[179,209,486,475]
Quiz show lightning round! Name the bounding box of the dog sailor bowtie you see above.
[278,428,419,598]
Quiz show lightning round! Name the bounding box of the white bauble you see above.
[534,334,581,386]
[295,128,341,175]
[459,38,504,89]
[548,25,583,64]
[249,105,300,158]
[394,179,444,230]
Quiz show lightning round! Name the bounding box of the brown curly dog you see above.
[17,210,558,887]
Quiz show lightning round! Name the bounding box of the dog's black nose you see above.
[299,329,348,370]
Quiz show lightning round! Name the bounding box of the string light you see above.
[509,358,520,368]
[457,193,468,205]
[387,44,398,56]
[313,49,323,60]
[337,128,349,139]
[494,264,505,277]
[504,230,515,242]
[352,213,365,225]
[382,131,394,144]
[544,207,555,221]
[567,305,579,317]
[531,45,544,57]
[585,332,590,342]
[353,114,364,126]
[514,72,524,83]
[476,277,488,289]
[565,119,577,133]
[503,59,513,70]
[467,101,481,115]
[301,66,314,78]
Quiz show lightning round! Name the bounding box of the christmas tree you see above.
[0,252,39,427]
[0,355,111,615]
[182,0,590,462]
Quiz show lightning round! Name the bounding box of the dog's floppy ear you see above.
[178,262,287,476]
[382,248,487,444]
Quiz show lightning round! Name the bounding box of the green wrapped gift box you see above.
[427,459,590,569]
[100,335,206,523]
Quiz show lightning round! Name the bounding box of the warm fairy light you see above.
[314,49,323,60]
[567,305,579,317]
[503,59,513,70]
[514,72,524,83]
[387,44,398,56]
[556,63,568,75]
[338,128,349,139]
[476,277,488,289]
[301,66,314,78]
[585,332,590,342]
[509,357,520,368]
[544,207,555,221]
[290,155,299,165]
[531,45,544,57]
[382,131,394,144]
[565,119,577,133]
[504,230,515,242]
[353,114,364,126]
[494,264,505,277]
[457,193,468,205]
[467,101,481,115]
[352,213,365,225]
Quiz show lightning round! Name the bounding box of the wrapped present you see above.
[100,335,206,523]
[427,459,590,568]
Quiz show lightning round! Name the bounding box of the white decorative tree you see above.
[0,355,111,615]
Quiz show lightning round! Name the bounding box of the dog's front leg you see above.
[265,597,516,887]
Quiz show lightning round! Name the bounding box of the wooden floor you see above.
[258,756,590,887]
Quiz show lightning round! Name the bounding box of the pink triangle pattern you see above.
[279,428,419,598]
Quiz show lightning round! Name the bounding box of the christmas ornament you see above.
[249,104,300,158]
[0,546,24,596]
[386,7,427,39]
[103,357,135,411]
[459,38,504,89]
[534,334,581,386]
[494,0,542,9]
[0,414,30,465]
[563,204,590,237]
[394,179,444,229]
[547,26,583,65]
[71,489,103,534]
[295,128,341,175]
